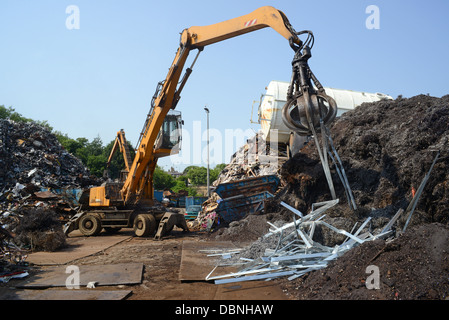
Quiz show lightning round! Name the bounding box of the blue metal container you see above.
[213,175,280,224]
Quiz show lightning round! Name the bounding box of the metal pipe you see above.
[204,106,210,197]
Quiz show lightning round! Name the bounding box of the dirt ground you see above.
[2,220,448,301]
[67,229,288,300]
[276,222,449,300]
[0,228,290,301]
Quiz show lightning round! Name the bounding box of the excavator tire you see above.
[78,213,102,236]
[133,213,156,237]
[144,214,157,235]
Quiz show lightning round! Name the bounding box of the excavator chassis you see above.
[63,209,189,240]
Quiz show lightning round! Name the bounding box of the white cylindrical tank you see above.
[258,80,393,143]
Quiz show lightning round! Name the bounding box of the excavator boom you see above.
[120,6,303,205]
[107,129,133,173]
[180,6,301,48]
[78,6,336,240]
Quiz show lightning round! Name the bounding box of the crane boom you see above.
[119,6,303,205]
[180,6,301,48]
[107,129,133,173]
[70,5,338,240]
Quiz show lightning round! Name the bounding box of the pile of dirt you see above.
[240,94,449,242]
[277,222,449,300]
[212,212,289,243]
[277,94,449,225]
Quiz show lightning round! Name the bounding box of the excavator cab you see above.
[154,110,182,157]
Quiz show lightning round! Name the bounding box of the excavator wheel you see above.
[133,213,156,237]
[78,213,102,236]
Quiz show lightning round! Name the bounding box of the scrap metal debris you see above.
[0,119,98,192]
[192,133,284,231]
[0,119,100,254]
[205,198,398,284]
[205,138,442,285]
[0,224,29,283]
[213,133,283,186]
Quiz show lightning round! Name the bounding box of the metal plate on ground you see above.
[26,233,132,265]
[0,289,132,300]
[18,263,143,289]
[179,240,238,282]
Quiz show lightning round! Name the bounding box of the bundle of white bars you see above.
[205,199,397,284]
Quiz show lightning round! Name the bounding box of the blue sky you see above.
[1,0,448,171]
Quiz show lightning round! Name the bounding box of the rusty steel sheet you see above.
[26,233,132,265]
[179,240,238,282]
[17,263,143,289]
[0,289,132,300]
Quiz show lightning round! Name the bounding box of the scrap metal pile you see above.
[212,133,283,186]
[0,119,95,191]
[0,119,100,254]
[205,199,394,284]
[191,132,283,231]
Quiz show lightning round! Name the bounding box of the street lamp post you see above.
[204,107,210,197]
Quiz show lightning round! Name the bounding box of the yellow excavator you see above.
[64,6,337,239]
[104,129,134,182]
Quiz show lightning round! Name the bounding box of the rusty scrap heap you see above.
[0,119,100,254]
[192,132,284,230]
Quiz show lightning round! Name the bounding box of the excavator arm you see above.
[105,129,134,181]
[179,6,301,48]
[89,6,335,209]
[119,6,304,205]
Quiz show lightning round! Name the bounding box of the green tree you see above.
[172,179,187,193]
[55,133,87,156]
[55,134,109,178]
[86,154,107,177]
[185,187,198,197]
[0,105,32,122]
[183,165,199,175]
[187,166,207,186]
[170,175,198,196]
[73,138,89,162]
[211,163,226,183]
[86,136,104,156]
[153,166,176,190]
[0,105,53,131]
[184,164,226,185]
